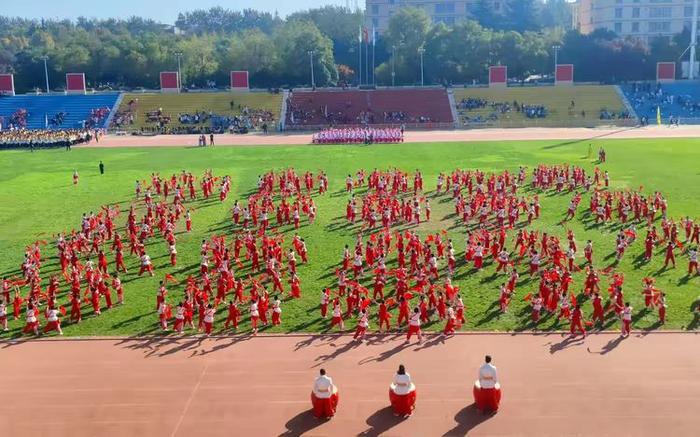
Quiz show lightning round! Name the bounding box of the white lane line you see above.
[170,362,209,437]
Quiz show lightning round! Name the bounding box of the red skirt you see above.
[473,381,501,412]
[389,385,417,415]
[311,389,339,419]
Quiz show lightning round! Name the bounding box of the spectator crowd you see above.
[0,128,94,149]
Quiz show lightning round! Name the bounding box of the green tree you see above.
[273,20,337,86]
[383,7,431,85]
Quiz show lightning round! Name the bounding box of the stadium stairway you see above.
[614,85,638,121]
[0,93,121,130]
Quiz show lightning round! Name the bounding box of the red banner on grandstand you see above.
[657,62,676,82]
[0,73,14,96]
[489,66,507,88]
[66,73,86,94]
[160,71,180,93]
[230,71,249,90]
[555,64,574,85]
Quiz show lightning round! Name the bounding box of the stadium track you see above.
[2,332,699,436]
[93,125,700,147]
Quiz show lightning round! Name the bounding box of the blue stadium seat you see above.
[0,94,120,130]
[622,83,700,124]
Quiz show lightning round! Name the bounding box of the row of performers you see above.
[311,356,501,419]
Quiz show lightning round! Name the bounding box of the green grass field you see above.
[453,86,628,128]
[1,138,699,337]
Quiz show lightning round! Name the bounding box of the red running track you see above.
[93,125,700,148]
[1,332,699,437]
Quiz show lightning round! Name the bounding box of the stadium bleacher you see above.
[115,92,283,132]
[284,88,454,129]
[452,85,631,128]
[0,94,120,130]
[621,82,700,124]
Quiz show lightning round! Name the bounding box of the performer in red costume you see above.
[311,369,339,420]
[389,364,417,417]
[473,355,501,413]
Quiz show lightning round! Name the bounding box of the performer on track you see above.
[389,364,417,417]
[311,369,339,420]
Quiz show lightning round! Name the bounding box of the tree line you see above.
[0,4,692,93]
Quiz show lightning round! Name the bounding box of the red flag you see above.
[584,321,594,328]
[164,274,178,285]
[404,292,414,300]
[523,293,532,302]
[570,294,577,307]
[385,298,397,307]
[59,305,67,316]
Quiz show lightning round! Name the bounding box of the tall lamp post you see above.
[690,0,698,79]
[418,47,425,87]
[308,50,316,88]
[41,55,50,94]
[175,52,183,90]
[553,45,561,76]
[391,45,397,87]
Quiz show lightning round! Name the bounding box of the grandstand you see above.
[284,88,454,130]
[452,85,632,128]
[0,94,120,130]
[114,92,283,132]
[621,82,700,124]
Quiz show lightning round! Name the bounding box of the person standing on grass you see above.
[621,303,633,337]
[353,308,369,342]
[43,305,63,335]
[23,303,39,336]
[405,307,423,344]
[0,299,8,331]
[99,161,104,175]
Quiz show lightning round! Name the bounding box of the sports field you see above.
[1,137,700,337]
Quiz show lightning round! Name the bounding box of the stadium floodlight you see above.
[553,45,561,75]
[175,52,183,90]
[690,0,698,79]
[418,47,426,87]
[41,55,50,94]
[391,45,399,87]
[308,50,316,89]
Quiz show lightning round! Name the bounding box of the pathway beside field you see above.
[2,332,699,436]
[94,125,700,148]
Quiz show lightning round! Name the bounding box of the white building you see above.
[575,0,699,42]
[365,0,511,33]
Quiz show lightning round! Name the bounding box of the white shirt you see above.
[313,375,334,399]
[409,312,421,327]
[47,309,59,322]
[26,308,37,323]
[479,363,498,389]
[392,373,414,395]
[204,308,215,323]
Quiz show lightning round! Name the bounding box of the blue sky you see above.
[3,0,347,23]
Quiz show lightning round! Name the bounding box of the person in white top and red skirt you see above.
[473,355,502,413]
[311,368,339,419]
[389,364,416,417]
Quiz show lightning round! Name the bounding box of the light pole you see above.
[418,47,425,87]
[308,50,316,88]
[690,0,698,79]
[175,52,183,90]
[553,45,561,75]
[41,55,50,94]
[391,45,397,87]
